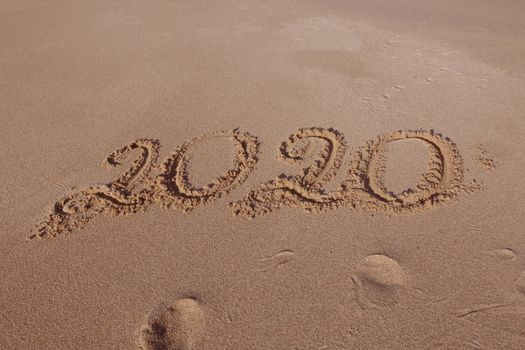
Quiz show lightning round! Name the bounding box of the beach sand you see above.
[1,0,525,349]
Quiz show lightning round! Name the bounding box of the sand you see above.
[1,0,525,349]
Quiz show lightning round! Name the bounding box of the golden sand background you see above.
[1,1,525,349]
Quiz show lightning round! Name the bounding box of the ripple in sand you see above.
[139,298,205,350]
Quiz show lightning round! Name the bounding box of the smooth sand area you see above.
[1,0,525,349]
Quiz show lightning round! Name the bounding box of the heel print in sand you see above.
[139,298,205,350]
[352,254,406,308]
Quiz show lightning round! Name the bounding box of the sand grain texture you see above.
[1,0,525,349]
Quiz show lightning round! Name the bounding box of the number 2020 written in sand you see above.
[30,128,491,240]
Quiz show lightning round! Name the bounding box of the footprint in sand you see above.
[139,298,205,350]
[357,254,405,286]
[353,254,406,307]
[488,248,518,261]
